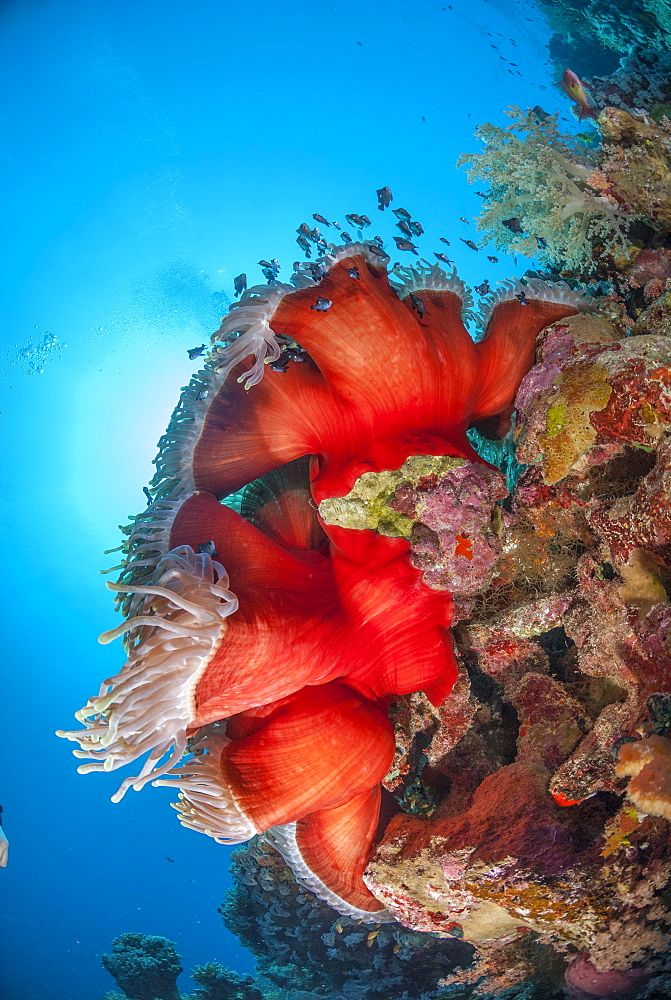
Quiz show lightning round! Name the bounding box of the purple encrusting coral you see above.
[391,462,507,596]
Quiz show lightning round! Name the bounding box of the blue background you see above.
[0,1,572,997]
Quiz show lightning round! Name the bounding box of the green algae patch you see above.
[538,363,612,484]
[319,454,466,536]
[545,403,566,438]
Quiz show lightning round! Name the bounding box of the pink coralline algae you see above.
[589,437,671,566]
[365,760,671,968]
[515,326,671,485]
[624,248,671,289]
[392,462,508,596]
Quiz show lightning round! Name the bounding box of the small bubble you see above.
[13,330,66,374]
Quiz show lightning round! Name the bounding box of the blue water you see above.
[1,1,577,997]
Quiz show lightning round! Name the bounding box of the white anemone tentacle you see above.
[153,725,256,844]
[56,546,237,803]
[389,259,477,328]
[476,277,594,333]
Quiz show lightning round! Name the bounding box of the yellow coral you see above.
[318,454,465,535]
[538,362,612,484]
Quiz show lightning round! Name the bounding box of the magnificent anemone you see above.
[58,246,587,919]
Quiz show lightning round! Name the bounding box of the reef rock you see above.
[595,108,671,232]
[366,762,671,972]
[515,325,671,484]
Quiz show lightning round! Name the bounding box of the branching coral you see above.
[587,47,671,115]
[457,107,630,272]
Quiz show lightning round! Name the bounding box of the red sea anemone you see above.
[58,244,587,920]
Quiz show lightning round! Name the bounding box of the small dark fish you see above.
[366,243,388,258]
[475,191,488,198]
[310,296,332,311]
[487,255,499,263]
[312,213,330,226]
[460,239,479,251]
[460,217,469,224]
[536,237,549,249]
[359,215,372,227]
[297,222,314,239]
[284,347,306,362]
[345,213,364,228]
[502,217,524,234]
[307,262,327,281]
[475,280,491,295]
[396,219,413,238]
[143,486,153,505]
[187,344,206,360]
[258,259,272,268]
[332,221,341,229]
[434,252,454,265]
[269,356,289,372]
[348,266,360,279]
[376,186,393,210]
[408,293,426,317]
[439,236,451,245]
[372,235,384,246]
[515,290,529,306]
[393,237,418,254]
[196,389,208,401]
[341,231,353,243]
[198,540,219,558]
[296,234,312,255]
[532,105,551,122]
[408,220,424,236]
[233,273,247,297]
[392,207,412,221]
[166,857,175,863]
